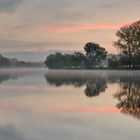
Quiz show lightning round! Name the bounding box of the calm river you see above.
[0,68,140,140]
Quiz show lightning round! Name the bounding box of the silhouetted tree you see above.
[84,42,107,69]
[114,20,140,68]
[44,52,65,69]
[44,42,107,69]
[44,52,86,69]
[0,55,11,67]
[72,52,86,68]
[108,55,120,69]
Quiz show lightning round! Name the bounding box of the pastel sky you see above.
[0,0,139,61]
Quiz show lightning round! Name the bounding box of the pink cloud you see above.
[0,12,12,17]
[40,23,126,33]
[46,104,119,113]
[0,25,15,30]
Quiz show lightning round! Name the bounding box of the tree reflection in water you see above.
[44,77,86,88]
[45,71,140,120]
[45,74,107,98]
[84,79,107,97]
[114,77,140,120]
[0,74,17,83]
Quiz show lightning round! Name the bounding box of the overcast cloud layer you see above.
[0,0,139,60]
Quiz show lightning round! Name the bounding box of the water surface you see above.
[0,68,140,140]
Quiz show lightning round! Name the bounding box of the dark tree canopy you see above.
[44,42,107,69]
[44,52,86,69]
[0,55,11,67]
[108,55,120,69]
[84,42,107,69]
[114,20,140,68]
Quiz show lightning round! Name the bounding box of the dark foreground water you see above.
[0,68,140,140]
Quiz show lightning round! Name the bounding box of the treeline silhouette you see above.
[44,43,107,69]
[0,54,42,68]
[44,20,140,69]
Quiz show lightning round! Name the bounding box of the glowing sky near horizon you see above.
[0,0,140,57]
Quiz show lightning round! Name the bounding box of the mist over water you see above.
[0,68,140,140]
